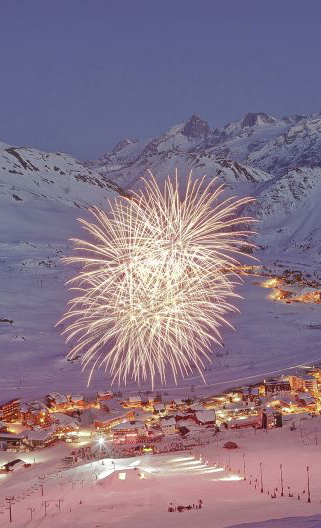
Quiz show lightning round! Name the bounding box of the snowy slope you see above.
[2,420,321,527]
[250,167,321,261]
[0,142,122,396]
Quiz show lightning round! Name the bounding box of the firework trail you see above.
[59,170,255,387]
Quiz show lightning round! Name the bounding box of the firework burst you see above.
[59,171,255,387]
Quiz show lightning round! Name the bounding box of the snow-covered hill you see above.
[0,142,122,396]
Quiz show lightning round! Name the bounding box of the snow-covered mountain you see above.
[88,111,321,180]
[88,112,321,264]
[1,110,321,397]
[85,114,271,192]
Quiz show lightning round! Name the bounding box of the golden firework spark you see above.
[59,171,255,387]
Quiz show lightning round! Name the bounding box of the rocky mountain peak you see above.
[112,138,136,153]
[181,114,211,138]
[241,112,276,128]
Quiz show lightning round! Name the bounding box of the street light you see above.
[280,464,284,497]
[259,462,264,493]
[43,500,50,516]
[56,499,63,512]
[27,507,35,521]
[307,466,311,503]
[38,475,45,496]
[242,453,246,481]
[5,496,15,523]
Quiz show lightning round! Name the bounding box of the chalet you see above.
[153,403,166,415]
[112,421,147,444]
[99,398,125,414]
[264,378,291,394]
[51,413,79,433]
[242,386,261,402]
[147,425,163,441]
[26,429,56,448]
[195,410,216,426]
[134,409,153,423]
[0,459,26,473]
[0,432,27,450]
[294,287,321,303]
[224,401,249,415]
[267,394,296,411]
[170,399,186,410]
[46,393,69,411]
[69,394,85,408]
[175,411,197,423]
[93,403,135,430]
[127,395,143,407]
[160,417,177,435]
[229,417,258,429]
[296,393,316,409]
[97,391,113,401]
[0,398,20,422]
[20,401,51,428]
[189,403,206,412]
[147,395,159,403]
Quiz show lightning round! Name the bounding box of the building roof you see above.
[128,395,142,403]
[0,432,27,440]
[70,394,84,402]
[160,417,176,427]
[26,428,54,441]
[265,378,290,385]
[154,403,165,411]
[189,403,205,412]
[195,410,215,423]
[0,398,20,407]
[94,409,128,424]
[2,459,25,470]
[104,399,125,413]
[172,399,185,405]
[297,393,316,404]
[303,375,317,382]
[51,413,79,426]
[224,401,246,411]
[48,393,68,404]
[112,421,145,431]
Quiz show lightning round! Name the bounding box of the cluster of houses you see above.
[92,395,216,445]
[262,274,321,304]
[0,366,320,453]
[0,393,86,451]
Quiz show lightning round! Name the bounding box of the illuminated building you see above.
[0,398,20,422]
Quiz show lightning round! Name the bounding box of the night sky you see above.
[0,0,320,159]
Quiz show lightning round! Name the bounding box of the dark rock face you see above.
[241,112,275,128]
[112,138,135,153]
[182,114,211,138]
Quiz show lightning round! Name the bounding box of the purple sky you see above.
[0,0,320,159]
